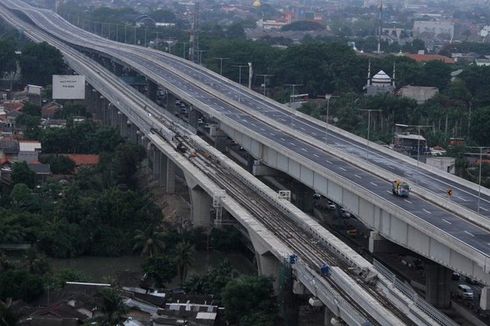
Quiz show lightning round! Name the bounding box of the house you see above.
[18,141,42,163]
[398,85,439,104]
[41,119,67,129]
[41,101,63,119]
[66,154,100,170]
[18,302,88,326]
[28,163,52,182]
[0,137,19,155]
[406,53,455,64]
[475,58,490,67]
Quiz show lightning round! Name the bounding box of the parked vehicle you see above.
[456,284,474,300]
[392,180,410,197]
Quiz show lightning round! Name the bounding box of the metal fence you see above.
[373,259,458,326]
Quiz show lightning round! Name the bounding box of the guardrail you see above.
[373,259,458,326]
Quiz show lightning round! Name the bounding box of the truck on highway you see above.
[392,180,410,197]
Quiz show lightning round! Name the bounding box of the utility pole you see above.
[233,64,248,85]
[248,62,253,89]
[465,146,490,214]
[324,94,338,144]
[189,1,200,63]
[197,50,206,65]
[257,74,273,96]
[360,109,382,158]
[215,57,229,75]
[285,83,302,107]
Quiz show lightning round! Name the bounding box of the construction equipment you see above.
[392,180,410,197]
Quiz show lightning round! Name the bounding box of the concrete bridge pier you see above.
[249,232,281,290]
[209,125,227,151]
[294,183,314,213]
[184,172,213,229]
[113,62,124,76]
[164,92,178,114]
[189,107,200,129]
[147,80,158,102]
[425,262,451,308]
[158,152,176,194]
[368,231,400,254]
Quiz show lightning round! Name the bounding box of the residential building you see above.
[398,85,438,104]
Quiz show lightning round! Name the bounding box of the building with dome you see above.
[365,63,396,96]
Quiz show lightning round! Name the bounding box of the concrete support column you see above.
[294,183,314,213]
[481,287,490,310]
[184,172,212,229]
[148,80,158,102]
[189,108,199,129]
[368,231,400,254]
[252,160,279,176]
[249,233,281,291]
[323,306,334,326]
[165,93,177,114]
[158,154,176,193]
[425,262,451,308]
[113,62,124,76]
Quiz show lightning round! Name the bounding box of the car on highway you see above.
[456,284,474,300]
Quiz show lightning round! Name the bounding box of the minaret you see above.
[377,0,383,54]
[367,60,372,86]
[392,62,396,88]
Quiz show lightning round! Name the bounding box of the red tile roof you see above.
[66,154,100,166]
[406,53,455,64]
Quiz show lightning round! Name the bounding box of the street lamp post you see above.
[324,94,338,144]
[465,146,490,214]
[257,74,274,96]
[285,83,302,107]
[215,57,229,75]
[359,109,381,158]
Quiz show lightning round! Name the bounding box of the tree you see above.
[470,106,490,146]
[42,155,75,174]
[10,183,34,210]
[20,42,65,86]
[11,162,36,188]
[96,288,127,326]
[0,270,44,302]
[221,276,277,325]
[142,256,177,288]
[184,260,235,298]
[174,242,194,286]
[0,298,17,326]
[0,40,16,78]
[132,226,166,257]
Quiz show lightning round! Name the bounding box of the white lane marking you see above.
[480,207,489,212]
[301,148,307,152]
[423,208,432,215]
[442,218,452,225]
[326,160,332,164]
[280,138,286,141]
[354,174,362,179]
[404,199,412,204]
[455,196,468,202]
[300,127,306,131]
[260,128,266,132]
[338,167,346,171]
[464,230,475,237]
[313,154,320,158]
[370,182,378,186]
[387,191,392,194]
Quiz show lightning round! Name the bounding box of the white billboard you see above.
[52,75,86,100]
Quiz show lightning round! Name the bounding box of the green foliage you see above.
[174,242,194,286]
[0,270,44,302]
[184,260,235,298]
[47,268,86,289]
[210,227,245,252]
[0,40,16,77]
[0,298,18,326]
[39,121,123,154]
[54,104,88,119]
[11,162,36,188]
[471,106,490,146]
[40,155,76,174]
[96,288,127,326]
[133,226,166,257]
[143,256,177,288]
[22,103,41,116]
[221,276,277,325]
[20,42,65,86]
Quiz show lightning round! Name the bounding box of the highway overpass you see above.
[1,0,489,319]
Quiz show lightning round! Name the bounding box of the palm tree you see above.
[0,298,17,326]
[97,288,127,326]
[174,241,194,286]
[132,226,166,258]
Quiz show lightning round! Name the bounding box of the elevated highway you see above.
[3,0,490,308]
[0,5,461,325]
